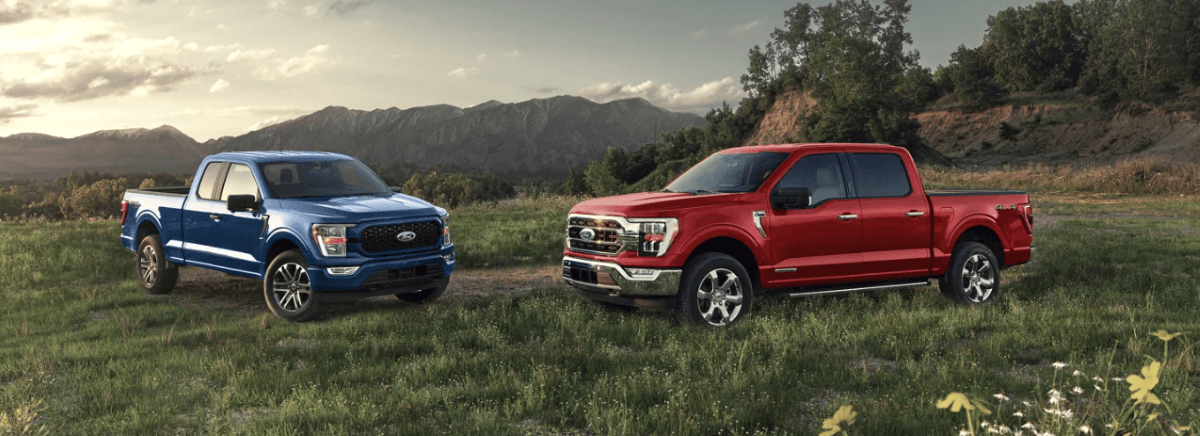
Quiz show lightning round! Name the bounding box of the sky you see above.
[0,0,1070,142]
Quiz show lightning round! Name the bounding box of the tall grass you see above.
[920,157,1200,195]
[1,201,1197,434]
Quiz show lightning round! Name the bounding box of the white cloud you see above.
[208,78,229,93]
[728,20,760,35]
[0,20,197,102]
[579,77,744,112]
[226,48,276,62]
[447,67,477,78]
[253,45,331,80]
[689,30,706,39]
[0,103,37,123]
[504,49,520,58]
[476,53,486,63]
[265,0,286,10]
[302,4,319,16]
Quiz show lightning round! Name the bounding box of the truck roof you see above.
[206,151,353,163]
[722,143,901,154]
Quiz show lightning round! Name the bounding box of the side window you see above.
[220,164,260,201]
[851,153,912,198]
[775,153,847,205]
[195,162,223,201]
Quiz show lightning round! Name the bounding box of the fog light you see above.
[443,253,455,263]
[326,266,359,276]
[627,268,655,276]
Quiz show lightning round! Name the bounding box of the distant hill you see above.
[0,126,208,181]
[209,96,706,176]
[0,96,707,181]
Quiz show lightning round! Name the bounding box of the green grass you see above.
[451,195,577,269]
[1,201,1198,435]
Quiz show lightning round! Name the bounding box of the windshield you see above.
[259,159,392,199]
[664,151,789,194]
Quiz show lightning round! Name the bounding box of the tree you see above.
[943,46,1005,108]
[983,0,1083,92]
[790,0,925,149]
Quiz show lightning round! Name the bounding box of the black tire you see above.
[395,284,447,304]
[676,252,754,326]
[264,250,322,322]
[939,241,1001,304]
[137,234,178,294]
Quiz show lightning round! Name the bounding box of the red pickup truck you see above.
[562,143,1033,326]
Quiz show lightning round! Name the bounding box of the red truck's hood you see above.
[277,193,443,222]
[569,191,753,217]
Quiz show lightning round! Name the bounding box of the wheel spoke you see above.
[696,289,713,300]
[717,274,737,292]
[725,294,743,304]
[975,259,991,275]
[715,303,731,321]
[700,302,718,320]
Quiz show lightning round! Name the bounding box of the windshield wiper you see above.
[694,189,722,195]
[659,188,675,193]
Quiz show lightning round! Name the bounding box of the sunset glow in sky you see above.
[0,0,1068,141]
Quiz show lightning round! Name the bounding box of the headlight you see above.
[312,224,355,257]
[629,218,678,257]
[440,214,452,247]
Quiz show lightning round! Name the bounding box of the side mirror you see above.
[770,187,811,210]
[227,194,260,213]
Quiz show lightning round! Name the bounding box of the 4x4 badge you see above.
[397,231,417,242]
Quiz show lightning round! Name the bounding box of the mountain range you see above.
[0,96,707,181]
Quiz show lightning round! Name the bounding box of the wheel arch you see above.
[261,230,306,276]
[953,225,1005,266]
[683,235,761,291]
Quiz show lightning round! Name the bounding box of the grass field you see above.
[1,194,1197,435]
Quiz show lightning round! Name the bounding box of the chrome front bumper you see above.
[561,256,681,297]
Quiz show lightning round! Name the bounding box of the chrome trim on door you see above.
[906,211,925,217]
[752,211,767,238]
[837,214,858,220]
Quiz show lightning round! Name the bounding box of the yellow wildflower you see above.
[1127,361,1161,404]
[819,405,857,436]
[937,393,975,412]
[1149,330,1182,342]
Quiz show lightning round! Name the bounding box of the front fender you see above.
[671,223,769,268]
[260,228,312,275]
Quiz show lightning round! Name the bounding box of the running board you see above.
[787,280,931,298]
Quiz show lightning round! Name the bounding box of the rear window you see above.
[851,153,912,198]
[220,164,260,200]
[195,162,223,200]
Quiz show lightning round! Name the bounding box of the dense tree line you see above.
[942,0,1200,107]
[564,0,1200,196]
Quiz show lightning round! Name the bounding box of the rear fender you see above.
[935,215,1008,272]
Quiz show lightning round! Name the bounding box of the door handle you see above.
[209,214,222,221]
[906,211,925,217]
[837,214,859,221]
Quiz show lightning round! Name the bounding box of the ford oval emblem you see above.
[579,228,596,241]
[397,231,417,242]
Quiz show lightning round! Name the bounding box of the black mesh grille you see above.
[565,266,598,284]
[360,221,441,253]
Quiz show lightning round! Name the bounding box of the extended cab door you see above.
[208,163,266,277]
[766,152,864,287]
[850,152,932,280]
[180,161,228,268]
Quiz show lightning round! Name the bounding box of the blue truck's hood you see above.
[276,193,444,222]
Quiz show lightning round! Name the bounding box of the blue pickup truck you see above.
[119,151,456,321]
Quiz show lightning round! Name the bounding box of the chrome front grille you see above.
[566,215,636,255]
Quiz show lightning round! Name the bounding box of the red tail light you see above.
[120,200,129,225]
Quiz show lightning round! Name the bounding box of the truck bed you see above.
[126,186,190,196]
[926,189,1027,196]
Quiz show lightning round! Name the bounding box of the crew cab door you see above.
[850,152,932,279]
[766,152,864,287]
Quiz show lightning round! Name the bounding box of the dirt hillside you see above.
[744,88,1200,166]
